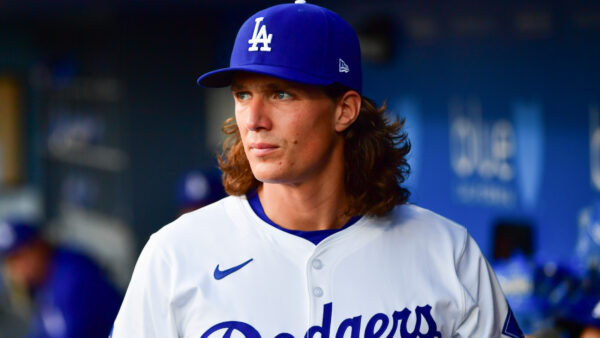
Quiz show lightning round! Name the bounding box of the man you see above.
[112,1,524,337]
[0,220,122,338]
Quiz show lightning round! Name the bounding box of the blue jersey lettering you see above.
[200,303,441,338]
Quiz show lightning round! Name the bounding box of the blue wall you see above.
[364,35,599,258]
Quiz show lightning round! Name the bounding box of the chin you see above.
[250,164,289,184]
[252,172,283,184]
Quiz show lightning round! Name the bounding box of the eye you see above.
[275,91,292,100]
[234,91,251,101]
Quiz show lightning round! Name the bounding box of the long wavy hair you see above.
[217,84,411,217]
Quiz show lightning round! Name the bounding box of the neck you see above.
[258,171,351,232]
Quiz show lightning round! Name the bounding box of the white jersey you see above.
[111,196,523,338]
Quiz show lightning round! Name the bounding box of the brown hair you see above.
[217,85,411,217]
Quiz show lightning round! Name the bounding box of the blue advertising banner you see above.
[364,40,599,260]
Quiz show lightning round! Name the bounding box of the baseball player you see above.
[111,1,524,337]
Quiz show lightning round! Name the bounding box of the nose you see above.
[244,97,272,132]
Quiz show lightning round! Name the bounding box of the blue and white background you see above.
[363,36,599,259]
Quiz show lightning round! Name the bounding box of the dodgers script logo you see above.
[201,302,441,338]
[248,17,272,52]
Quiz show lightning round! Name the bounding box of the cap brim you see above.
[197,64,334,88]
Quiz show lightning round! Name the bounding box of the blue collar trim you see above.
[247,191,361,245]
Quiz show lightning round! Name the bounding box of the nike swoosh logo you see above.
[214,258,254,280]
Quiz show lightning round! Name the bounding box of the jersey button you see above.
[313,287,323,297]
[312,259,323,270]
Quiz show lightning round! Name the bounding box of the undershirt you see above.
[247,191,361,245]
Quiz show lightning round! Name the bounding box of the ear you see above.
[334,90,361,132]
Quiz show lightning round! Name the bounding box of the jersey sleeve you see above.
[453,233,524,338]
[110,235,179,338]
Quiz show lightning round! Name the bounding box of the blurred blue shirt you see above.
[26,249,122,338]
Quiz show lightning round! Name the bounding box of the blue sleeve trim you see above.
[502,307,524,338]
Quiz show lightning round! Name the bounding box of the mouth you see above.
[248,142,279,157]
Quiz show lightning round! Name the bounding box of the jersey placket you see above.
[305,244,334,329]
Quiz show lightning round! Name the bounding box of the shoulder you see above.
[387,203,468,241]
[46,249,122,308]
[51,249,104,282]
[120,195,254,300]
[377,204,470,262]
[152,195,240,243]
[141,195,249,264]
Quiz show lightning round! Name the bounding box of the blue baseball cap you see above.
[197,1,362,94]
[0,220,40,257]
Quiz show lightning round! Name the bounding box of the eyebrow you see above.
[264,83,284,90]
[231,83,245,91]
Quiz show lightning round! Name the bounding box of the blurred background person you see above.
[0,219,122,338]
[176,168,227,216]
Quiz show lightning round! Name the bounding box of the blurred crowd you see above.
[493,201,600,337]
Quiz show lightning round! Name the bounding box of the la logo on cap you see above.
[248,17,272,52]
